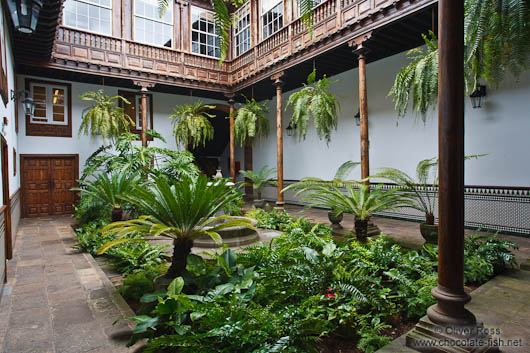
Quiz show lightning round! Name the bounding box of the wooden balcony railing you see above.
[52,0,433,89]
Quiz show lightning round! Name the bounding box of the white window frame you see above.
[261,0,284,40]
[295,0,325,18]
[29,82,70,126]
[190,6,221,59]
[63,0,112,36]
[134,0,174,48]
[234,2,251,57]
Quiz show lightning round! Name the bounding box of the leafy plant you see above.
[286,69,340,144]
[390,0,530,120]
[239,165,277,200]
[119,264,168,302]
[245,206,313,232]
[169,100,216,150]
[107,236,169,274]
[233,96,270,147]
[78,90,133,139]
[74,219,114,256]
[99,175,254,278]
[374,155,484,225]
[73,171,142,221]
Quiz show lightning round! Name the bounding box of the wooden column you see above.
[244,144,253,198]
[140,87,148,147]
[227,96,236,182]
[427,0,475,326]
[271,72,285,207]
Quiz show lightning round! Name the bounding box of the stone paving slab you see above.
[0,216,144,353]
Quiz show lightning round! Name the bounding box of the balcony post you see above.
[140,87,148,147]
[226,95,236,182]
[271,71,285,207]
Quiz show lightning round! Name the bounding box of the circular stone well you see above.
[194,216,259,248]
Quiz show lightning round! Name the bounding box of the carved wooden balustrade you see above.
[51,0,435,91]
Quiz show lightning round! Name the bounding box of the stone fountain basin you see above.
[194,216,259,248]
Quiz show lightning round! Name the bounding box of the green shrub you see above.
[119,265,168,302]
[74,220,113,256]
[245,206,313,231]
[107,237,169,274]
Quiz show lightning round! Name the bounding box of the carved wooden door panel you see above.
[22,157,52,217]
[22,155,78,217]
[51,157,77,215]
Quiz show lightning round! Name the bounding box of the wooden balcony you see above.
[44,0,436,95]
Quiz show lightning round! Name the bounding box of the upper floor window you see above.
[234,2,251,57]
[30,82,69,126]
[63,0,112,35]
[191,7,220,58]
[295,0,324,17]
[134,0,173,48]
[261,0,283,40]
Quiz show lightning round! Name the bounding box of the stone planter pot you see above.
[354,218,368,241]
[253,199,266,208]
[420,222,438,244]
[328,211,343,230]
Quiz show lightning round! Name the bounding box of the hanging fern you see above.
[78,90,133,140]
[286,69,340,144]
[233,96,270,146]
[169,100,216,150]
[390,0,530,120]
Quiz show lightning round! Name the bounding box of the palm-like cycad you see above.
[233,96,270,147]
[302,183,411,239]
[239,165,277,201]
[73,171,142,221]
[286,69,340,144]
[79,90,133,140]
[99,175,254,277]
[169,101,216,150]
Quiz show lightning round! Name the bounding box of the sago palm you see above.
[169,101,216,150]
[239,165,277,200]
[78,90,133,139]
[286,69,340,144]
[99,175,254,278]
[73,171,142,221]
[233,96,270,147]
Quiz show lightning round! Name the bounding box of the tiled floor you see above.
[0,216,142,353]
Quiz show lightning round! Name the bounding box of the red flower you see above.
[324,293,336,298]
[326,287,333,292]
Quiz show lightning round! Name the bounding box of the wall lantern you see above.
[354,109,361,126]
[7,0,43,34]
[11,89,35,115]
[469,85,486,109]
[286,121,296,136]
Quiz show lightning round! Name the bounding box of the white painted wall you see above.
[253,51,530,187]
[16,77,244,177]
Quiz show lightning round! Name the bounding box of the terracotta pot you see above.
[419,222,438,244]
[354,218,368,241]
[253,199,266,208]
[328,211,343,230]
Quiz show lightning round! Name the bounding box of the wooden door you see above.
[21,155,78,217]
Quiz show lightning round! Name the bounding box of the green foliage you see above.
[78,90,133,139]
[391,0,530,120]
[222,189,245,216]
[357,317,392,353]
[245,206,313,231]
[119,265,168,302]
[74,219,113,256]
[233,96,270,147]
[239,165,277,199]
[169,100,216,150]
[389,32,438,121]
[286,69,340,144]
[301,182,412,221]
[81,131,199,182]
[73,191,110,226]
[73,171,142,209]
[106,236,169,274]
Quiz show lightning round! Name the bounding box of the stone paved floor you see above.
[0,216,142,353]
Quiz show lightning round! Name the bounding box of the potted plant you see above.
[78,90,133,140]
[239,165,277,208]
[285,69,340,144]
[73,171,142,222]
[169,100,216,150]
[233,96,270,147]
[99,175,254,278]
[282,160,359,230]
[374,155,484,244]
[301,182,411,241]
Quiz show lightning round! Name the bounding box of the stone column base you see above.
[406,317,500,353]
